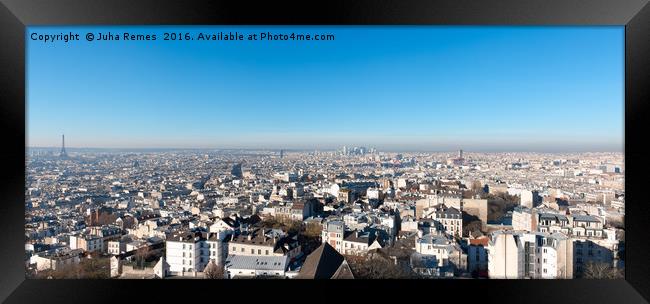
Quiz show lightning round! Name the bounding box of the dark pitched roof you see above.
[230,229,276,247]
[296,243,345,279]
[166,230,205,242]
[343,230,375,245]
[220,216,240,228]
[331,259,354,279]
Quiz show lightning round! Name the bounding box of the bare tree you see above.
[96,211,118,226]
[345,253,416,279]
[303,222,322,239]
[471,181,483,193]
[582,261,623,279]
[35,257,110,279]
[298,222,323,253]
[204,261,224,279]
[134,246,151,269]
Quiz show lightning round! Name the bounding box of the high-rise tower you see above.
[231,163,243,179]
[60,134,68,158]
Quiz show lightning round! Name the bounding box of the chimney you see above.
[247,234,252,241]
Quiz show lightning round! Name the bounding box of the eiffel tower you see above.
[60,134,68,158]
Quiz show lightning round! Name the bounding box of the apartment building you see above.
[511,206,536,232]
[415,233,458,267]
[467,236,489,276]
[423,204,463,238]
[69,234,104,253]
[228,228,301,261]
[341,230,383,255]
[321,220,345,252]
[487,231,573,279]
[31,249,83,271]
[165,229,231,274]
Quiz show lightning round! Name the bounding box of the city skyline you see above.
[27,143,624,154]
[27,26,624,151]
[27,134,625,154]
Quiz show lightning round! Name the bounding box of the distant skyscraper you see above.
[231,163,243,179]
[280,149,284,159]
[449,148,465,166]
[60,134,68,158]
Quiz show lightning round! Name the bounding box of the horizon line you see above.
[26,146,624,153]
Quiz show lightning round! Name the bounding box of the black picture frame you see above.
[1,0,648,303]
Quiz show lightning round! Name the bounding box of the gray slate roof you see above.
[225,255,288,271]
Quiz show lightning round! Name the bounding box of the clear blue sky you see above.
[27,26,624,152]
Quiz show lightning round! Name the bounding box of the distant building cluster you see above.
[338,145,376,156]
[25,143,624,279]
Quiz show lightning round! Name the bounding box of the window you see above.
[232,246,236,251]
[251,249,254,254]
[182,252,185,257]
[241,248,244,252]
[258,249,261,255]
[265,250,269,255]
